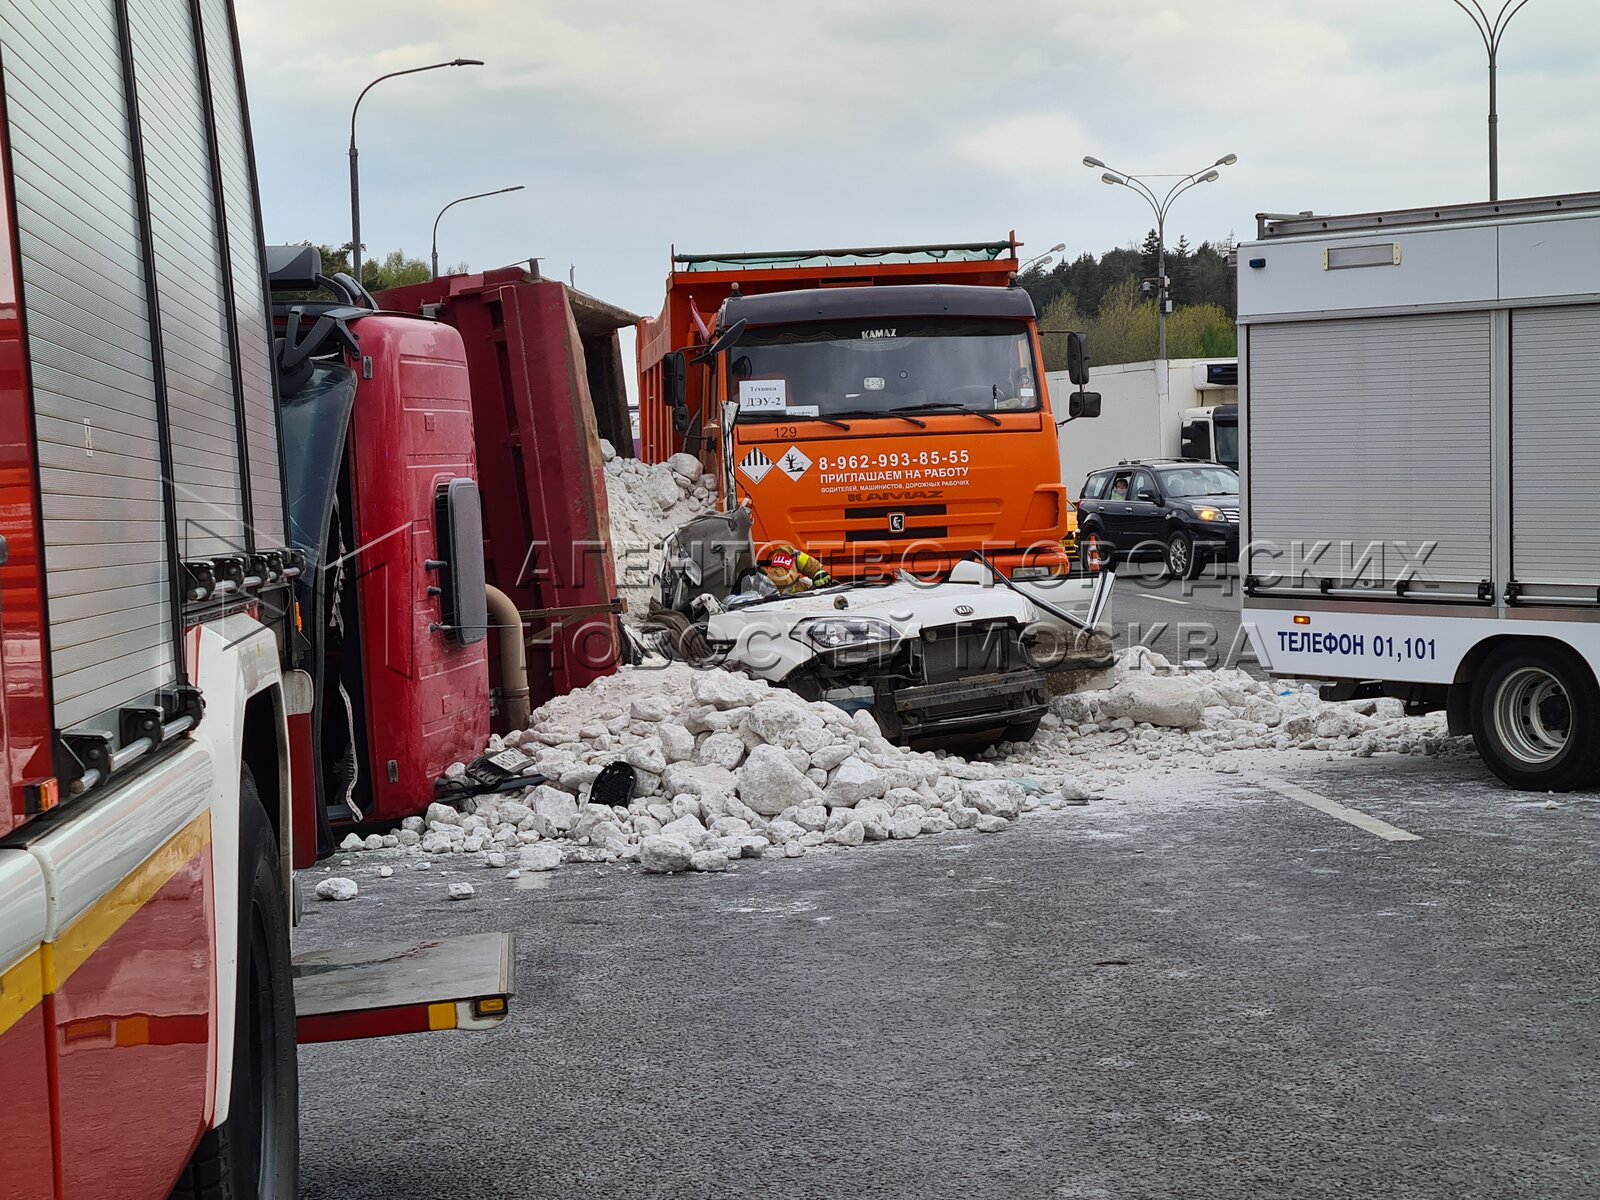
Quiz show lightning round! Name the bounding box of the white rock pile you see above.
[600,440,714,620]
[331,650,1459,881]
[1001,647,1454,785]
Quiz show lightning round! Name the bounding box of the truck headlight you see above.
[795,617,903,664]
[1194,507,1223,522]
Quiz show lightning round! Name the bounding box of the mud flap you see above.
[293,932,515,1044]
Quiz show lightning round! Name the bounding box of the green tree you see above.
[316,243,441,291]
[1038,292,1083,372]
[1163,302,1237,358]
[1084,277,1158,365]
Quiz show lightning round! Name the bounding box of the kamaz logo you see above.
[860,328,897,339]
[888,512,906,532]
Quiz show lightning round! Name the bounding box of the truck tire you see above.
[1469,642,1600,792]
[1165,531,1202,580]
[172,770,298,1199]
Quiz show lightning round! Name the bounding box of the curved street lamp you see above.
[1082,152,1236,372]
[432,185,525,278]
[1019,241,1067,274]
[1449,0,1533,200]
[349,57,484,282]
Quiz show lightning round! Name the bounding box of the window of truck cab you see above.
[726,317,1043,422]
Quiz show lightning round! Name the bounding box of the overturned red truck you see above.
[269,252,635,853]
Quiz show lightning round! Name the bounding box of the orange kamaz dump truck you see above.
[636,237,1099,582]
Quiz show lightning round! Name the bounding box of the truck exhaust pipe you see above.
[485,585,530,729]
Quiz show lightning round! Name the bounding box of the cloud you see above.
[236,0,1600,325]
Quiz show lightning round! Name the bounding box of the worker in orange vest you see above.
[762,545,836,594]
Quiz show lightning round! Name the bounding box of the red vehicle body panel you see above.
[0,94,53,839]
[49,820,216,1198]
[345,316,488,821]
[380,272,620,708]
[0,994,54,1196]
[288,710,318,869]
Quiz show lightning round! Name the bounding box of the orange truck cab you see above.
[637,239,1091,581]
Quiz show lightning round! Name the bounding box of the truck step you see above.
[293,931,515,1044]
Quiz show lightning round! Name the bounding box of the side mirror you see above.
[1067,390,1101,419]
[693,317,748,365]
[1137,489,1159,503]
[432,478,488,646]
[1065,331,1090,386]
[664,351,690,433]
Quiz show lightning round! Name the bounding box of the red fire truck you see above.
[0,2,513,1195]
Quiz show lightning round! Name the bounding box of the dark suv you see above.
[1076,459,1239,579]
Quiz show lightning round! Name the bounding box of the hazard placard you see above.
[777,445,812,481]
[738,448,774,484]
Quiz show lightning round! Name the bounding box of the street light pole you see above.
[349,57,484,284]
[1450,0,1532,201]
[431,185,525,278]
[1019,242,1067,275]
[1083,153,1236,405]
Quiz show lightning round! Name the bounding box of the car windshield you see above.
[1160,465,1238,497]
[728,317,1040,421]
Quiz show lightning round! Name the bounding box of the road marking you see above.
[1259,778,1422,842]
[1144,593,1189,605]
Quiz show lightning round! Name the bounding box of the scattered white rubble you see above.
[447,881,476,900]
[315,877,358,901]
[327,648,1461,886]
[601,441,715,622]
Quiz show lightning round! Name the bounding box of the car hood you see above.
[705,571,1100,681]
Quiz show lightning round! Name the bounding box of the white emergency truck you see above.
[1239,192,1600,791]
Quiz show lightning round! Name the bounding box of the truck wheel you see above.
[1470,643,1600,792]
[172,770,298,1199]
[1165,531,1201,580]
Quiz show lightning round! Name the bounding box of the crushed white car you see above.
[649,509,1114,749]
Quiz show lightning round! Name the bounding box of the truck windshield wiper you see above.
[833,409,927,428]
[739,410,851,431]
[890,402,1002,427]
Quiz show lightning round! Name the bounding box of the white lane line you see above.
[1259,778,1423,842]
[1143,593,1189,605]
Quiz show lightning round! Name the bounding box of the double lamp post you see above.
[1080,152,1236,406]
[351,57,527,283]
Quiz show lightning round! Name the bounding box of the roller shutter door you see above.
[0,0,176,730]
[1510,305,1600,595]
[197,0,284,547]
[128,0,246,560]
[1247,312,1491,598]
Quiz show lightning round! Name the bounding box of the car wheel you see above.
[1002,717,1042,744]
[1165,530,1201,580]
[1470,642,1600,791]
[1080,531,1108,573]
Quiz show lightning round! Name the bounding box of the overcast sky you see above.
[239,0,1600,326]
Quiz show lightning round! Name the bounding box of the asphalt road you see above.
[296,750,1600,1200]
[1105,562,1257,675]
